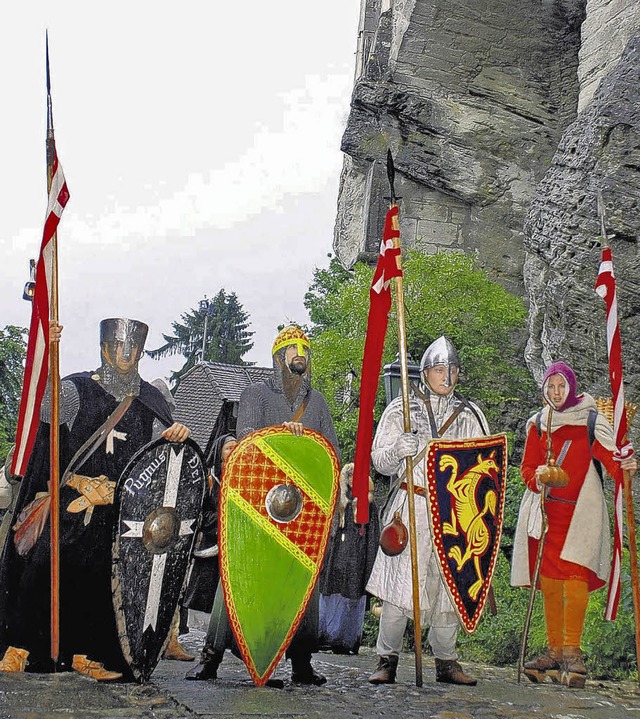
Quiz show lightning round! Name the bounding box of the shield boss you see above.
[142,507,179,554]
[265,484,303,523]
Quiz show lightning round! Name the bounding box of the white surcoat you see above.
[366,390,489,621]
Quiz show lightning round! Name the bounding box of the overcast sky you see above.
[0,1,361,383]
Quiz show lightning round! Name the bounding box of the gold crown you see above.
[272,326,310,356]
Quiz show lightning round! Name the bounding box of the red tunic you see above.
[521,420,622,591]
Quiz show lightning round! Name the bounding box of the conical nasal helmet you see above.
[419,336,460,388]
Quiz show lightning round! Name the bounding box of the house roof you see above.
[172,361,273,450]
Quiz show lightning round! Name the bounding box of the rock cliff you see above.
[336,0,640,413]
[524,33,640,394]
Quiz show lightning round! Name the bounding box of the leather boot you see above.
[0,646,29,672]
[523,647,562,684]
[561,647,587,688]
[71,655,122,682]
[435,658,477,686]
[163,625,195,661]
[368,654,398,684]
[179,606,189,635]
[185,647,223,680]
[290,653,327,685]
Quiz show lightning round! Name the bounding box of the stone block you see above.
[416,219,460,247]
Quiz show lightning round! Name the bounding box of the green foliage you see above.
[305,259,383,459]
[304,251,535,461]
[583,552,638,679]
[0,325,27,465]
[148,290,254,386]
[398,251,534,427]
[500,466,526,562]
[457,552,546,666]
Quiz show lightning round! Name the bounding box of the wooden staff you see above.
[387,150,423,687]
[46,33,61,666]
[517,407,553,683]
[623,466,640,688]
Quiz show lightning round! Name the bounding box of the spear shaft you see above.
[387,150,423,687]
[46,32,61,666]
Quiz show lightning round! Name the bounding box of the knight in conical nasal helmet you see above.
[366,335,490,688]
[419,335,461,395]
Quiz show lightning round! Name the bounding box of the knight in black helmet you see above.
[367,336,489,687]
[0,319,190,681]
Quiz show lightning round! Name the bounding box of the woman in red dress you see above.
[511,361,637,687]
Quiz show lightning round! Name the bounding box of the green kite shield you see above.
[219,426,339,686]
[425,433,507,633]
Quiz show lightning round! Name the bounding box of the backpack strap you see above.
[535,410,543,437]
[588,409,604,484]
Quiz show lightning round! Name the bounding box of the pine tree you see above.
[147,290,254,385]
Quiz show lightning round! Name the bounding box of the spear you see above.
[595,191,640,687]
[387,150,423,687]
[46,32,61,666]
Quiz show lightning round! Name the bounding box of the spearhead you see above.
[46,30,51,96]
[386,149,396,205]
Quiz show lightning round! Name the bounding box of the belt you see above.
[400,482,426,497]
[546,494,576,505]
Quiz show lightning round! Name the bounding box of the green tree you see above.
[0,325,27,464]
[304,251,536,461]
[148,290,254,385]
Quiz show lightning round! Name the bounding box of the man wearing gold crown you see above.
[512,360,637,688]
[186,325,339,686]
[236,325,339,451]
[0,319,190,681]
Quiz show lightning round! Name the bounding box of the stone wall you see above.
[335,0,584,293]
[578,0,640,111]
[336,0,640,420]
[524,34,640,396]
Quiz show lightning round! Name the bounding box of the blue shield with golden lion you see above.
[425,434,507,632]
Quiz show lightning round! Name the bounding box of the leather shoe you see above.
[290,656,326,685]
[435,658,477,686]
[523,647,561,684]
[0,646,29,672]
[163,636,195,661]
[185,648,223,681]
[369,655,398,684]
[265,677,285,688]
[72,655,122,682]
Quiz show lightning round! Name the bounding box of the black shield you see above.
[425,434,508,633]
[112,438,206,681]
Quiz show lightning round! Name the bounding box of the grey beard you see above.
[95,363,141,401]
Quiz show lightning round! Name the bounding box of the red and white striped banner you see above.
[594,245,632,621]
[10,150,69,477]
[352,205,402,524]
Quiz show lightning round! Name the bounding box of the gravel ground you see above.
[1,629,639,719]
